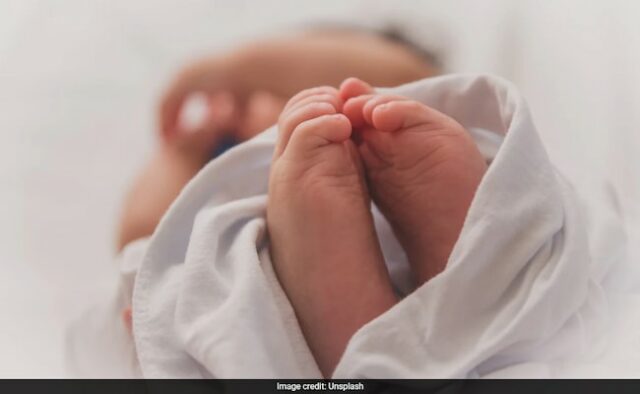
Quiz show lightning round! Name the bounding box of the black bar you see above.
[1,379,639,394]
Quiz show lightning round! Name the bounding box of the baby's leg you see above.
[267,87,396,376]
[341,78,487,285]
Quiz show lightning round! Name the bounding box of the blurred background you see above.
[1,0,638,377]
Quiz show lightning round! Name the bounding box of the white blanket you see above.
[118,75,621,378]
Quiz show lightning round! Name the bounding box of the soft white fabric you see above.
[65,238,147,378]
[125,74,625,378]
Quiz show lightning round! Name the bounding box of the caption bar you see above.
[276,381,365,392]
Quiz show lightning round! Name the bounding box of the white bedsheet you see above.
[1,0,638,377]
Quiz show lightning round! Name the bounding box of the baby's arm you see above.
[116,142,208,251]
[159,30,434,140]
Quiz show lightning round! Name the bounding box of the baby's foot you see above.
[341,78,487,285]
[267,86,396,377]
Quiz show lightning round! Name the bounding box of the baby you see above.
[114,26,485,377]
[267,77,487,376]
[84,21,617,379]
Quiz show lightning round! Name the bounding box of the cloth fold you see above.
[130,74,610,378]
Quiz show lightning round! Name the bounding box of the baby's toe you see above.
[281,93,343,121]
[339,77,373,101]
[286,114,352,158]
[283,86,340,114]
[369,99,450,133]
[276,102,337,157]
[344,93,407,129]
[343,94,374,128]
[361,95,411,129]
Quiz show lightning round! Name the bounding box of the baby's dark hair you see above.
[302,21,442,72]
[375,24,441,71]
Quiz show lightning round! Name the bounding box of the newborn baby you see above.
[64,14,618,377]
[268,77,487,376]
[71,72,612,379]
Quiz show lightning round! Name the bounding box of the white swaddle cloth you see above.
[129,74,614,378]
